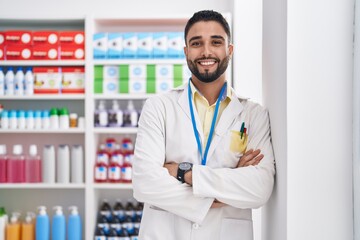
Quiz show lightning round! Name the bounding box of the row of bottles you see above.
[95,199,142,240]
[0,205,81,240]
[94,100,141,128]
[0,107,83,130]
[0,144,83,184]
[0,67,34,96]
[94,137,134,183]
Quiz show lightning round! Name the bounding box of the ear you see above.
[228,44,234,58]
[184,46,188,57]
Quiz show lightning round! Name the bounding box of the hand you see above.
[163,162,179,178]
[211,199,227,208]
[237,149,263,168]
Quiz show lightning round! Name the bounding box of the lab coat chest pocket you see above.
[220,218,253,240]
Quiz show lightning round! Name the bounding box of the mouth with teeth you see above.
[197,58,219,71]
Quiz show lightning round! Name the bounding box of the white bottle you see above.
[0,207,8,240]
[95,100,108,127]
[34,110,42,129]
[50,108,59,129]
[9,110,17,129]
[70,145,83,183]
[59,108,69,129]
[124,100,138,127]
[14,67,24,96]
[42,145,56,183]
[17,110,26,129]
[1,110,9,129]
[4,67,14,96]
[26,110,34,129]
[109,100,123,127]
[0,67,5,96]
[24,67,34,95]
[57,144,70,183]
[42,110,50,129]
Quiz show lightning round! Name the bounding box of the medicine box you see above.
[122,33,137,58]
[61,67,85,94]
[93,33,108,59]
[0,32,5,46]
[33,31,59,46]
[156,64,173,79]
[130,64,146,79]
[137,32,153,59]
[0,46,5,60]
[103,78,119,94]
[103,65,120,79]
[156,79,173,93]
[5,30,33,45]
[5,45,32,60]
[167,32,185,58]
[60,45,85,60]
[107,33,123,59]
[32,45,59,60]
[33,67,62,94]
[129,79,146,94]
[59,31,85,46]
[153,32,167,58]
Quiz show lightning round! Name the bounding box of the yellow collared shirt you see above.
[190,81,232,147]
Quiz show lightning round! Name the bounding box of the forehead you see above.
[186,21,228,42]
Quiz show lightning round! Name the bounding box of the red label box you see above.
[61,67,85,94]
[0,32,5,46]
[33,67,62,94]
[5,45,32,60]
[5,31,33,45]
[60,45,85,60]
[33,45,59,60]
[0,46,4,60]
[33,31,59,46]
[59,31,85,46]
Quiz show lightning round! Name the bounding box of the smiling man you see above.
[132,10,275,240]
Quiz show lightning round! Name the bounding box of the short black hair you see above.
[184,10,231,45]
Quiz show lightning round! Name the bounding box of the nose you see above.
[201,42,213,57]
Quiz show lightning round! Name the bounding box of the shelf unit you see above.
[0,13,232,239]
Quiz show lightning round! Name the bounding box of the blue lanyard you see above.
[188,79,227,165]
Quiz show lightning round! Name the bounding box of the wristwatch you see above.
[177,162,193,183]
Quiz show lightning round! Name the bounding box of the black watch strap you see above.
[177,162,193,183]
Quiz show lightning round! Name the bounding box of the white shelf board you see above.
[0,183,86,189]
[93,94,152,100]
[92,183,133,190]
[0,60,85,66]
[93,59,186,65]
[0,94,85,100]
[92,127,138,134]
[0,128,85,134]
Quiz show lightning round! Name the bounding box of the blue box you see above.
[122,33,137,58]
[167,32,185,58]
[153,32,167,59]
[93,33,107,59]
[107,33,123,59]
[137,32,153,59]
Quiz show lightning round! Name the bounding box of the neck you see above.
[191,77,226,105]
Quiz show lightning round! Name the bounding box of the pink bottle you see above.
[108,144,123,183]
[121,138,133,183]
[25,145,42,183]
[0,145,8,183]
[7,145,25,183]
[94,144,109,183]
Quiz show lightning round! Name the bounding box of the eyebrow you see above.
[188,35,225,43]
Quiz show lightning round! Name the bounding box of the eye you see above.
[190,41,201,47]
[212,40,223,45]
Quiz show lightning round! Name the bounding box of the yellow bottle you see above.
[5,212,21,240]
[21,212,35,240]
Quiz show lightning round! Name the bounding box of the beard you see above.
[187,55,230,83]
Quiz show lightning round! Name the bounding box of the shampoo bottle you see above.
[5,212,21,240]
[67,206,82,240]
[25,144,42,183]
[35,206,49,240]
[21,212,36,240]
[52,206,65,240]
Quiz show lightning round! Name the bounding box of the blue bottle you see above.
[68,206,82,240]
[52,206,65,240]
[36,206,49,240]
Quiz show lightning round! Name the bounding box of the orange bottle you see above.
[6,212,21,240]
[21,212,35,240]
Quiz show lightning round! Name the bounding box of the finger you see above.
[244,149,254,156]
[245,154,264,166]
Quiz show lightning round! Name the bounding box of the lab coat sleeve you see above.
[192,106,275,209]
[132,96,214,224]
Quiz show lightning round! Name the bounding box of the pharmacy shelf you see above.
[93,59,186,65]
[0,94,85,100]
[92,183,133,190]
[92,127,138,134]
[0,183,86,189]
[0,60,85,66]
[93,94,152,100]
[0,128,85,134]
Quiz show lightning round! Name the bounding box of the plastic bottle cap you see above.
[10,212,20,223]
[70,113,78,119]
[127,100,135,110]
[50,108,58,116]
[69,206,78,215]
[26,67,32,72]
[42,110,50,118]
[29,145,37,156]
[35,110,42,118]
[17,110,25,118]
[38,206,47,215]
[9,110,17,118]
[112,100,120,110]
[1,110,8,118]
[98,100,106,110]
[53,206,63,215]
[13,145,23,155]
[0,145,6,155]
[0,207,6,216]
[26,110,34,118]
[25,212,35,223]
[59,108,69,116]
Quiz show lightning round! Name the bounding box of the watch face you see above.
[179,162,192,171]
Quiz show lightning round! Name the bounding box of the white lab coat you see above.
[132,83,275,240]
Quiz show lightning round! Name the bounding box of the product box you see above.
[173,64,185,87]
[137,32,153,59]
[167,32,185,58]
[156,79,173,93]
[107,33,123,59]
[0,32,5,46]
[33,31,59,45]
[32,45,59,60]
[5,45,32,60]
[5,30,33,45]
[61,67,85,94]
[0,46,4,60]
[152,32,167,58]
[94,78,103,94]
[182,64,191,82]
[122,33,137,58]
[129,79,146,94]
[94,65,103,79]
[103,65,120,79]
[129,64,146,78]
[59,31,85,46]
[93,33,107,59]
[60,45,85,60]
[156,64,173,79]
[33,67,62,94]
[103,78,119,94]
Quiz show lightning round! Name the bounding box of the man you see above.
[132,10,275,240]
